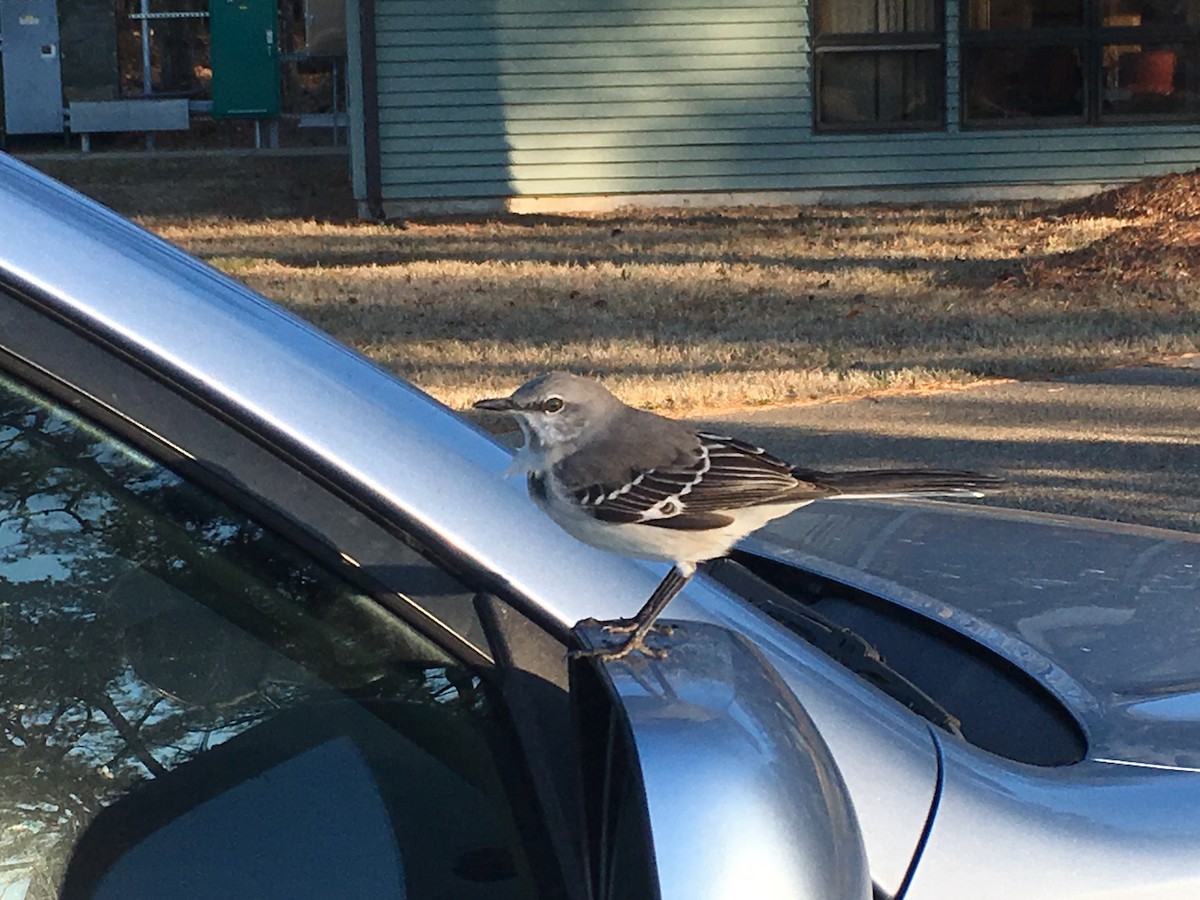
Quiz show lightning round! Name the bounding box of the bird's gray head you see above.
[474,372,623,458]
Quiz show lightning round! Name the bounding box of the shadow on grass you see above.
[179,227,1032,288]
[30,155,361,223]
[280,288,1200,373]
[697,369,1200,533]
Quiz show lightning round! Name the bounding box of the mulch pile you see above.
[1018,168,1200,288]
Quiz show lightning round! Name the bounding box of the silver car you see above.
[0,154,1197,900]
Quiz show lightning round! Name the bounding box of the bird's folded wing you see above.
[569,432,820,527]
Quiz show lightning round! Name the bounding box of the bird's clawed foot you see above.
[571,566,691,662]
[570,618,675,661]
[576,616,675,637]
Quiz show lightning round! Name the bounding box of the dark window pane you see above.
[818,51,942,126]
[1102,0,1200,28]
[964,45,1085,119]
[815,0,937,35]
[1103,43,1200,116]
[966,0,1083,29]
[0,374,543,899]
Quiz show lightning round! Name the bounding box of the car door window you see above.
[0,372,546,899]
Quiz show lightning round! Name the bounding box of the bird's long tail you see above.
[798,468,1005,500]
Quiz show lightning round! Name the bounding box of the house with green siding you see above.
[346,0,1200,216]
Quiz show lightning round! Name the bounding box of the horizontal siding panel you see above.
[377,125,811,152]
[384,141,819,170]
[376,67,800,93]
[377,112,808,139]
[952,128,1200,153]
[376,97,804,123]
[381,36,803,62]
[507,163,1187,191]
[381,161,812,189]
[375,51,801,75]
[373,23,800,46]
[381,153,958,187]
[385,0,797,15]
[794,147,1200,176]
[375,171,834,199]
[802,135,1200,172]
[383,7,799,31]
[379,160,1200,200]
[379,142,1200,181]
[809,128,1200,158]
[379,83,802,108]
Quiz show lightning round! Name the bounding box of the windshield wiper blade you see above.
[705,558,963,737]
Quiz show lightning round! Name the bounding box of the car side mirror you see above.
[62,728,405,900]
[571,620,871,900]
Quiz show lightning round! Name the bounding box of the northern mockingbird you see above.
[475,372,1003,660]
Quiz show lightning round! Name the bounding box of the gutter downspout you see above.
[356,0,384,220]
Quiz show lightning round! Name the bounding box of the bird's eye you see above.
[542,396,564,413]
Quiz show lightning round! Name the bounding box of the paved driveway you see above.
[700,357,1200,534]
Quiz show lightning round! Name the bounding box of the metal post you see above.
[331,57,339,147]
[140,0,153,95]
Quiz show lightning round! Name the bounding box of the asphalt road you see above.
[699,356,1200,535]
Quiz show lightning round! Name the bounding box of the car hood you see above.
[744,499,1200,770]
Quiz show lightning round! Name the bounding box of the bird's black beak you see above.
[473,397,518,412]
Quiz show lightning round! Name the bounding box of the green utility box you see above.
[209,0,280,118]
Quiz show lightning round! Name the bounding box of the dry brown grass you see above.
[30,155,1200,414]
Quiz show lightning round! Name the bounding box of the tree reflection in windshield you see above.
[0,376,479,897]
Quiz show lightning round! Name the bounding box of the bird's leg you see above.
[573,565,694,661]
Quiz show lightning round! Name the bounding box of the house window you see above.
[963,0,1200,124]
[812,0,946,130]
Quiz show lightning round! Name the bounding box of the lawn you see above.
[28,153,1200,415]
